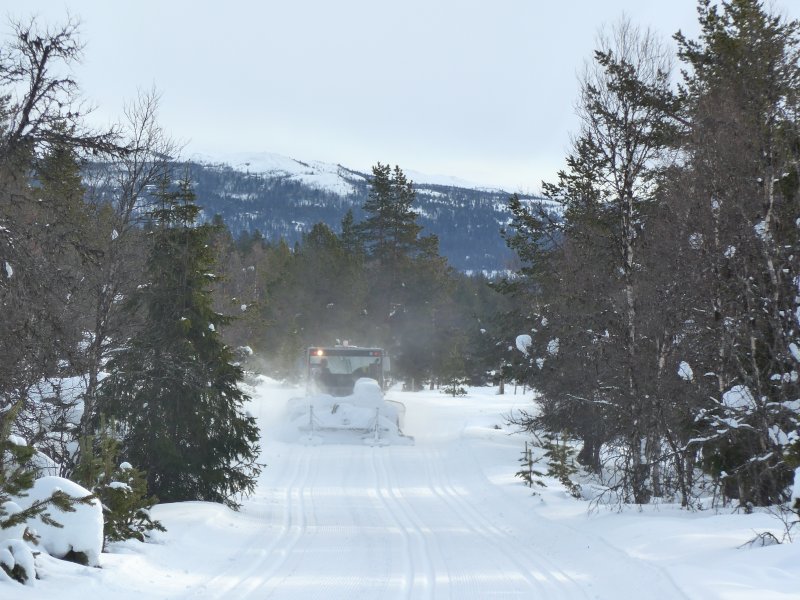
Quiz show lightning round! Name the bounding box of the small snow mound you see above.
[515,334,532,355]
[678,361,694,382]
[0,501,27,541]
[352,378,384,407]
[18,476,103,567]
[721,385,756,412]
[0,539,35,585]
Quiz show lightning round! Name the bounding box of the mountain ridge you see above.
[189,151,511,196]
[183,152,553,273]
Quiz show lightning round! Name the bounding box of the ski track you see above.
[187,444,314,599]
[417,444,583,599]
[172,386,692,599]
[460,436,690,600]
[371,446,436,600]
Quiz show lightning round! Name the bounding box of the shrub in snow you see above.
[97,463,165,545]
[440,344,468,397]
[1,406,40,537]
[74,427,164,546]
[543,436,582,499]
[516,441,545,492]
[441,378,468,397]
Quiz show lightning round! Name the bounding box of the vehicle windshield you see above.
[310,354,379,376]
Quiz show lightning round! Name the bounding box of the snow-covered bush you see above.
[0,539,35,585]
[1,403,74,583]
[18,476,102,567]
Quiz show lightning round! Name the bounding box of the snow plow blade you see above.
[287,378,413,445]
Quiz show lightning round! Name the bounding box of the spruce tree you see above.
[358,163,451,385]
[97,177,261,508]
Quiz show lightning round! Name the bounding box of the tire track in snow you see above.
[370,446,435,600]
[386,448,482,598]
[422,444,589,599]
[394,448,503,599]
[281,449,395,600]
[405,446,544,598]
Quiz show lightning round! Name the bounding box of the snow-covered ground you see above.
[5,378,800,598]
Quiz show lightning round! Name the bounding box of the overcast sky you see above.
[3,1,799,192]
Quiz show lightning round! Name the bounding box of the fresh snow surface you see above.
[191,151,364,196]
[5,377,800,598]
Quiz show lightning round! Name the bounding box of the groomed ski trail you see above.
[172,379,688,599]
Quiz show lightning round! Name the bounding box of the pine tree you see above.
[339,209,364,257]
[358,163,452,385]
[440,337,468,396]
[97,177,261,508]
[360,163,422,269]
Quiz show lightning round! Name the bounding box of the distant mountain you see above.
[183,152,553,273]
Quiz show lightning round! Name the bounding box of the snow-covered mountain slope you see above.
[190,151,366,197]
[185,153,557,272]
[190,151,506,197]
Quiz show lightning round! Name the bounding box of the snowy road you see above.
[166,379,686,600]
[17,377,799,599]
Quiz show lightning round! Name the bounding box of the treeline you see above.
[506,0,800,508]
[208,163,513,391]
